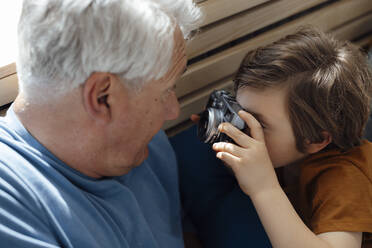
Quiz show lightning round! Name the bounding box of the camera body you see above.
[197,90,247,144]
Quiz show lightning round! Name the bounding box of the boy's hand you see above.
[212,110,280,197]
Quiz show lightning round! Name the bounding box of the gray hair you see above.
[16,0,202,102]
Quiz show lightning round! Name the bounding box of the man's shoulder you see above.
[0,116,17,141]
[0,123,39,169]
[0,127,62,202]
[0,130,31,172]
[0,139,49,216]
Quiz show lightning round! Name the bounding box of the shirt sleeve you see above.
[308,162,372,235]
[0,164,61,248]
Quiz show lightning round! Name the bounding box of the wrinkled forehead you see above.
[170,26,187,72]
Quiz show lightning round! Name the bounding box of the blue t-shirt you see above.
[0,107,184,248]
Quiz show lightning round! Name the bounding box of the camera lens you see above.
[197,108,224,144]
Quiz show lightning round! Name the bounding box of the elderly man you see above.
[0,0,201,247]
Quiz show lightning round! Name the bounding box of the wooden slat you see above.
[198,0,270,27]
[331,12,372,41]
[0,74,18,107]
[176,0,372,100]
[186,0,328,59]
[0,63,16,80]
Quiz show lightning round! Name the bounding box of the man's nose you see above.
[165,93,180,121]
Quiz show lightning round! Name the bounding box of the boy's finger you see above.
[212,142,246,157]
[216,151,239,170]
[190,114,200,123]
[238,110,265,142]
[218,122,254,148]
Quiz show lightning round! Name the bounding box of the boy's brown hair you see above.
[234,27,372,152]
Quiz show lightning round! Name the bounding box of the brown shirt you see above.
[298,140,372,247]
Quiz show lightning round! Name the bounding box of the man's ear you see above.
[82,72,113,124]
[305,131,332,154]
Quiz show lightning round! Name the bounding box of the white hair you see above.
[16,0,202,102]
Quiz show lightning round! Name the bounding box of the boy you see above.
[212,27,372,248]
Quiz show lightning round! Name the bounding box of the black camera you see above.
[197,90,247,144]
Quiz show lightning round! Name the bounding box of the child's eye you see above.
[259,122,267,129]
